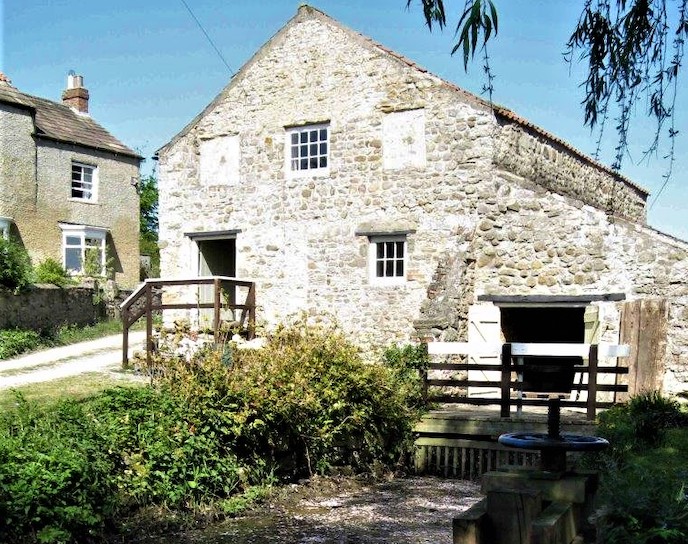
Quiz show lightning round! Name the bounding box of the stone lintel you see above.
[477,293,626,304]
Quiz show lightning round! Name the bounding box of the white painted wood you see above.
[428,342,630,358]
[467,305,502,397]
[427,342,500,356]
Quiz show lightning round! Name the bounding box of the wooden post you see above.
[587,344,598,420]
[247,283,256,339]
[145,282,152,371]
[213,277,221,343]
[501,343,512,418]
[122,308,129,369]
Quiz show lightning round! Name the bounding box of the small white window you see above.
[71,162,98,201]
[369,235,407,285]
[286,124,329,177]
[59,224,107,275]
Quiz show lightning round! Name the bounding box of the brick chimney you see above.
[62,73,89,113]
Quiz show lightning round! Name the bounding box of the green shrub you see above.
[157,320,422,478]
[590,392,688,543]
[0,238,32,293]
[595,429,688,544]
[0,329,42,359]
[0,395,120,543]
[34,258,75,287]
[597,391,685,457]
[86,386,244,510]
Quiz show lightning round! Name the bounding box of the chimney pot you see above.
[62,73,89,113]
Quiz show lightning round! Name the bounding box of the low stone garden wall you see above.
[0,285,106,332]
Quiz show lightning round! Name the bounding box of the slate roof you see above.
[0,82,141,159]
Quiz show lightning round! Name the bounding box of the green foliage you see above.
[34,258,75,287]
[381,342,429,409]
[0,329,42,359]
[0,321,424,542]
[597,391,686,457]
[0,321,131,360]
[139,174,159,278]
[588,392,688,543]
[410,0,686,179]
[87,386,244,509]
[158,321,422,478]
[0,238,32,293]
[0,395,120,543]
[83,247,102,277]
[595,429,688,544]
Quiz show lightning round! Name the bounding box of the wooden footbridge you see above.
[119,276,257,368]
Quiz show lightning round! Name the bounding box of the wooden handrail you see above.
[121,276,257,368]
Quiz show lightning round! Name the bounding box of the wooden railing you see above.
[120,276,256,368]
[425,342,630,420]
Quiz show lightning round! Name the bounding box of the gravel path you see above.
[0,330,146,389]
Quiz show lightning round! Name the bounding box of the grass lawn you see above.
[0,371,145,411]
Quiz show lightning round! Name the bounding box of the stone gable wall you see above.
[159,15,498,348]
[0,103,36,224]
[158,12,687,393]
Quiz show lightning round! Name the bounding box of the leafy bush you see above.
[0,329,41,359]
[590,392,688,543]
[595,429,688,544]
[157,320,422,478]
[87,386,244,510]
[34,258,75,287]
[0,321,426,542]
[0,395,120,543]
[597,391,685,457]
[0,238,32,293]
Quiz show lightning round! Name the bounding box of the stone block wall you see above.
[158,7,687,392]
[0,285,105,331]
[494,123,647,222]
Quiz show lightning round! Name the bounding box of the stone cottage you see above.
[0,72,142,288]
[157,6,688,395]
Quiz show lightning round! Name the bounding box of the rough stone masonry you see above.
[157,6,688,395]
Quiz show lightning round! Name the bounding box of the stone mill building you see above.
[157,5,688,396]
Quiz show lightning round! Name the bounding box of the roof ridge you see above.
[0,82,141,160]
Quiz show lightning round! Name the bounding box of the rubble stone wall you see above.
[158,7,686,393]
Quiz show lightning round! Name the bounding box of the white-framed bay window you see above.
[59,223,107,275]
[285,123,330,177]
[71,161,98,201]
[368,234,408,285]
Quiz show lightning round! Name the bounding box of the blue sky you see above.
[3,1,686,240]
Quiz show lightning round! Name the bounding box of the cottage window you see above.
[59,224,107,275]
[71,162,97,201]
[286,124,329,176]
[369,235,407,284]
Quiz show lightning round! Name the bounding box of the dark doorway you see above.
[500,306,585,343]
[500,306,586,393]
[197,238,237,325]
